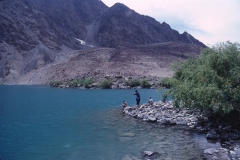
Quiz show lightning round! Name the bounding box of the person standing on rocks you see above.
[133,90,140,106]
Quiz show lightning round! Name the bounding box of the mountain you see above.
[0,0,108,51]
[92,3,205,48]
[0,0,107,83]
[0,0,206,84]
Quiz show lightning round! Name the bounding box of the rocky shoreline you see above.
[49,75,165,89]
[123,101,240,160]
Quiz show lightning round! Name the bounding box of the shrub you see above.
[126,79,141,87]
[69,79,79,87]
[49,81,62,87]
[99,80,112,89]
[163,42,240,115]
[82,79,94,88]
[140,79,151,88]
[159,77,171,88]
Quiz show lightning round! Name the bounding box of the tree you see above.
[162,42,240,115]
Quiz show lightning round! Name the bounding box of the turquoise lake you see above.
[0,86,221,160]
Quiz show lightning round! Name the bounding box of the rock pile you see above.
[123,101,240,141]
[123,101,205,128]
[123,101,240,160]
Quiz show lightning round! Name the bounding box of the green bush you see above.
[82,79,94,88]
[163,42,240,115]
[99,80,112,89]
[140,79,151,88]
[69,79,79,87]
[126,79,141,87]
[50,78,95,88]
[49,81,63,87]
[160,77,171,88]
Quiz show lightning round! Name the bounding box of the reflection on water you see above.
[0,86,221,160]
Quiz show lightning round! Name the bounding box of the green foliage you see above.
[68,78,94,88]
[140,79,151,88]
[99,80,112,89]
[81,79,94,88]
[49,81,63,87]
[160,77,171,88]
[126,79,141,87]
[50,78,95,88]
[69,79,79,87]
[126,79,151,88]
[163,42,240,115]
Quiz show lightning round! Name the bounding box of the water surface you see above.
[0,86,220,160]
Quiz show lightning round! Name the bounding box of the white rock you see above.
[204,148,230,160]
[143,151,154,156]
[147,116,157,122]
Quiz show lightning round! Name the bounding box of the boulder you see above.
[136,86,142,89]
[204,148,230,160]
[59,84,66,88]
[230,132,240,140]
[141,151,160,160]
[220,132,229,141]
[105,74,111,79]
[190,117,198,122]
[196,126,208,133]
[147,116,157,122]
[90,82,98,88]
[175,117,187,125]
[111,84,118,89]
[119,84,127,89]
[160,118,176,125]
[206,130,220,140]
[235,147,240,157]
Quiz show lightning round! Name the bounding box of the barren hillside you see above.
[15,42,202,84]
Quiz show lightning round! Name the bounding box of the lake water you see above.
[0,86,221,160]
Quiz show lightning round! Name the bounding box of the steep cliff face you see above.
[0,0,206,84]
[0,0,108,83]
[0,0,108,50]
[28,0,108,40]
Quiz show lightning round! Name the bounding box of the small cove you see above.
[0,86,221,160]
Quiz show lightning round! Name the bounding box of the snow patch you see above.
[75,38,93,47]
[75,38,86,45]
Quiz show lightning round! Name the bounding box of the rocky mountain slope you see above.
[0,0,107,83]
[93,3,205,48]
[0,0,206,84]
[15,42,202,84]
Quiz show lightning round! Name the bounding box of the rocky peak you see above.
[111,3,130,11]
[100,2,133,19]
[93,3,206,48]
[29,0,108,24]
[182,31,204,45]
[162,22,171,29]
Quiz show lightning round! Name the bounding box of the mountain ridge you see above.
[93,3,205,48]
[0,0,206,84]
